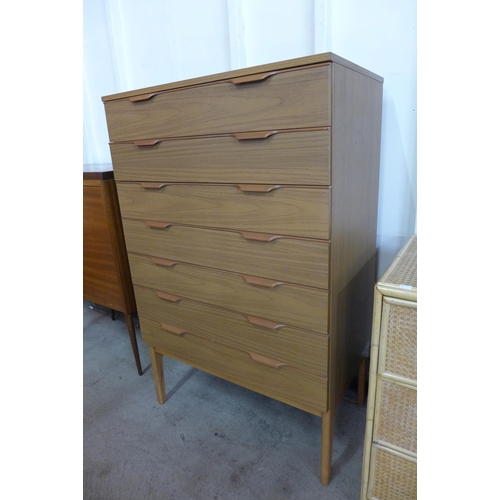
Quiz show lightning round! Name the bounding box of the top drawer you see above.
[104,64,331,142]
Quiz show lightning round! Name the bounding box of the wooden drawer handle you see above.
[232,130,278,140]
[239,231,282,242]
[240,274,283,288]
[140,182,169,189]
[228,71,278,85]
[155,291,183,303]
[145,221,173,229]
[248,352,287,369]
[236,184,281,193]
[161,322,187,336]
[133,139,161,147]
[128,93,158,102]
[245,315,285,330]
[150,256,179,267]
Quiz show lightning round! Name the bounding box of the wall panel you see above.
[83,0,417,278]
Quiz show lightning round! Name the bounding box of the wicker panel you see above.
[383,236,417,288]
[384,301,417,381]
[376,381,417,454]
[369,446,417,500]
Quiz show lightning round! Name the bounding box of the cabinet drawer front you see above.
[374,380,417,455]
[135,285,328,376]
[117,183,330,240]
[128,253,328,334]
[110,130,331,185]
[104,65,331,141]
[379,298,417,382]
[122,221,329,289]
[141,317,328,414]
[367,445,417,500]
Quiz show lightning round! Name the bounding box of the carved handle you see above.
[128,93,158,102]
[140,182,169,189]
[156,291,182,303]
[232,130,278,140]
[236,184,281,193]
[248,352,287,369]
[161,322,187,336]
[245,315,285,330]
[133,139,161,147]
[150,256,179,267]
[239,231,282,242]
[240,274,283,288]
[228,71,278,85]
[145,221,173,229]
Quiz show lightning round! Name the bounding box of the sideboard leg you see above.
[321,409,333,485]
[125,313,143,376]
[149,346,166,404]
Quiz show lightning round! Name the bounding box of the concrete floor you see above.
[83,301,367,500]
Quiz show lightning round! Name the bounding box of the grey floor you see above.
[83,301,367,500]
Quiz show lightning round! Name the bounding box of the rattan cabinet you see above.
[361,235,417,500]
[102,52,383,485]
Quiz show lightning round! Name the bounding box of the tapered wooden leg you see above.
[357,357,367,407]
[149,346,166,404]
[125,313,143,376]
[321,409,334,485]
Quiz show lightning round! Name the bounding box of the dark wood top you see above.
[83,163,114,180]
[102,52,383,103]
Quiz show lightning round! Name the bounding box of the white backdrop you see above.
[83,0,416,276]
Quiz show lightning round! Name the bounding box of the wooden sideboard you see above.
[83,164,143,375]
[361,235,417,499]
[102,52,383,484]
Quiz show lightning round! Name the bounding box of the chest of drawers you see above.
[83,165,143,375]
[360,235,417,499]
[102,52,383,485]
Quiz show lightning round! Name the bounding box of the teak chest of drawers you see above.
[83,164,142,375]
[102,52,383,485]
[361,235,417,499]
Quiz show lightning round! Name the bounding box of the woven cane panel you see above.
[376,381,417,454]
[384,236,417,288]
[369,446,417,500]
[384,302,417,381]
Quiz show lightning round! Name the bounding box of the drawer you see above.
[367,445,417,500]
[122,220,330,289]
[374,380,417,455]
[134,285,328,376]
[127,253,329,334]
[117,183,330,240]
[104,64,331,141]
[379,298,417,381]
[140,316,328,414]
[110,129,331,185]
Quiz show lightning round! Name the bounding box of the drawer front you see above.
[367,445,417,500]
[128,253,328,334]
[140,316,328,414]
[104,65,331,141]
[374,380,417,455]
[135,285,328,376]
[110,129,331,185]
[379,298,417,381]
[122,220,330,289]
[117,183,330,240]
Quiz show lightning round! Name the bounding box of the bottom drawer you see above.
[140,316,328,414]
[367,445,417,500]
